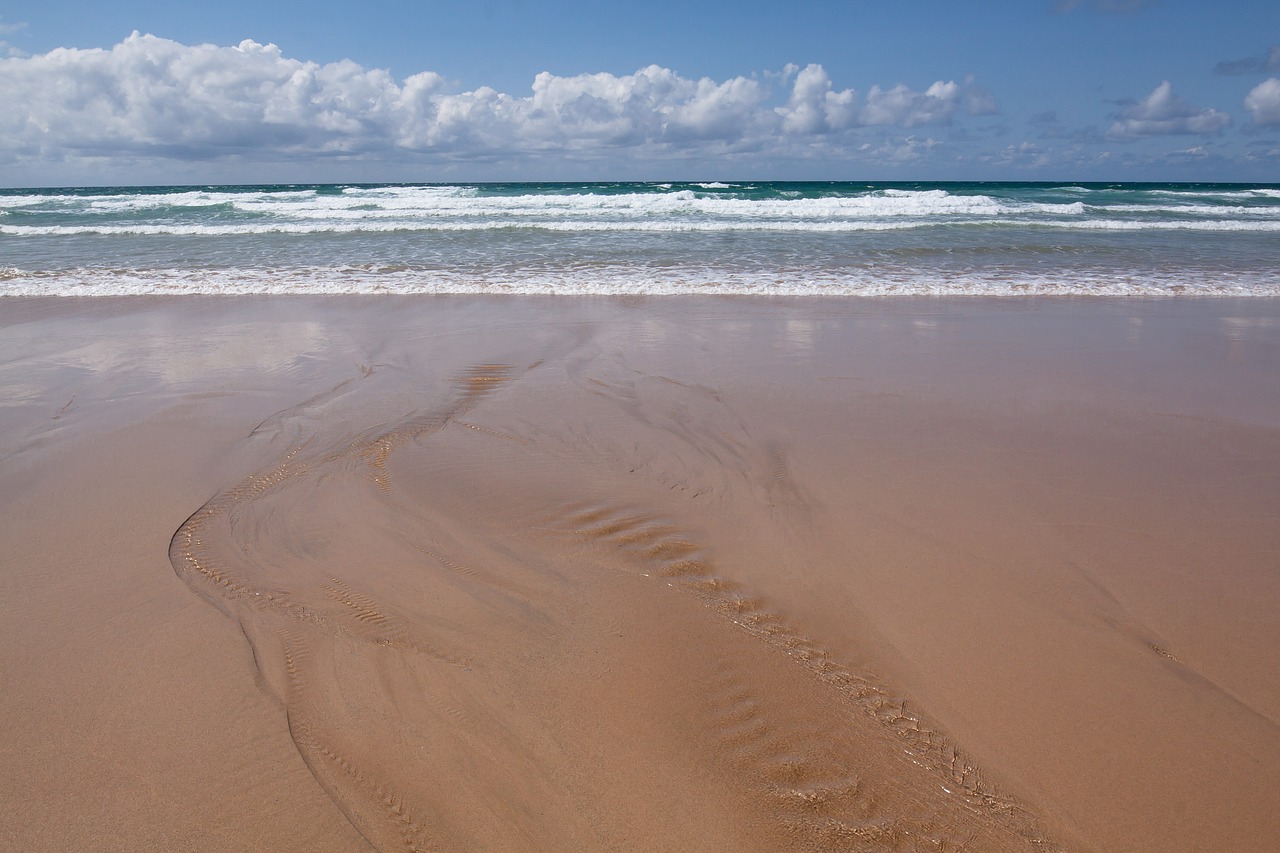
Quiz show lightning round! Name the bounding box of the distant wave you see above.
[1,187,1087,217]
[5,184,1277,232]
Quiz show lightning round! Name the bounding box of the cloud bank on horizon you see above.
[1,34,989,173]
[2,30,1279,184]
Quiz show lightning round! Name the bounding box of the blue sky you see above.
[2,0,1279,184]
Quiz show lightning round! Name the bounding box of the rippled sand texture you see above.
[4,297,1279,852]
[168,350,1054,852]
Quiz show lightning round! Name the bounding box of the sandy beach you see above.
[2,295,1278,851]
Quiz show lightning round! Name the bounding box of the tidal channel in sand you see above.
[1,296,1278,851]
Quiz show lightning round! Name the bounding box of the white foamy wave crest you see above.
[0,220,946,236]
[5,265,1277,298]
[0,193,91,208]
[0,188,293,211]
[84,190,267,211]
[0,186,1091,223]
[1053,219,1280,232]
[1089,203,1277,216]
[1148,188,1280,200]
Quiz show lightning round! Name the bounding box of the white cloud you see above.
[878,135,940,163]
[3,35,406,157]
[0,32,989,175]
[669,74,768,140]
[1244,78,1280,126]
[861,81,962,127]
[776,64,857,134]
[1108,81,1231,138]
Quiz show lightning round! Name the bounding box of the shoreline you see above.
[2,295,1278,850]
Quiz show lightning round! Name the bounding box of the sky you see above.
[1,0,1279,185]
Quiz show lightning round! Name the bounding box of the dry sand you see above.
[1,296,1278,852]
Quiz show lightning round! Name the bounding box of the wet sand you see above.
[2,296,1278,851]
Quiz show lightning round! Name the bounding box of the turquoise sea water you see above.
[2,181,1279,295]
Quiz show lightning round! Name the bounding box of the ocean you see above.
[2,181,1279,296]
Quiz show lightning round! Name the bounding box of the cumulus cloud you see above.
[1215,46,1280,76]
[4,35,406,157]
[0,32,991,173]
[861,81,962,127]
[776,64,857,134]
[1108,81,1231,138]
[1244,78,1280,126]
